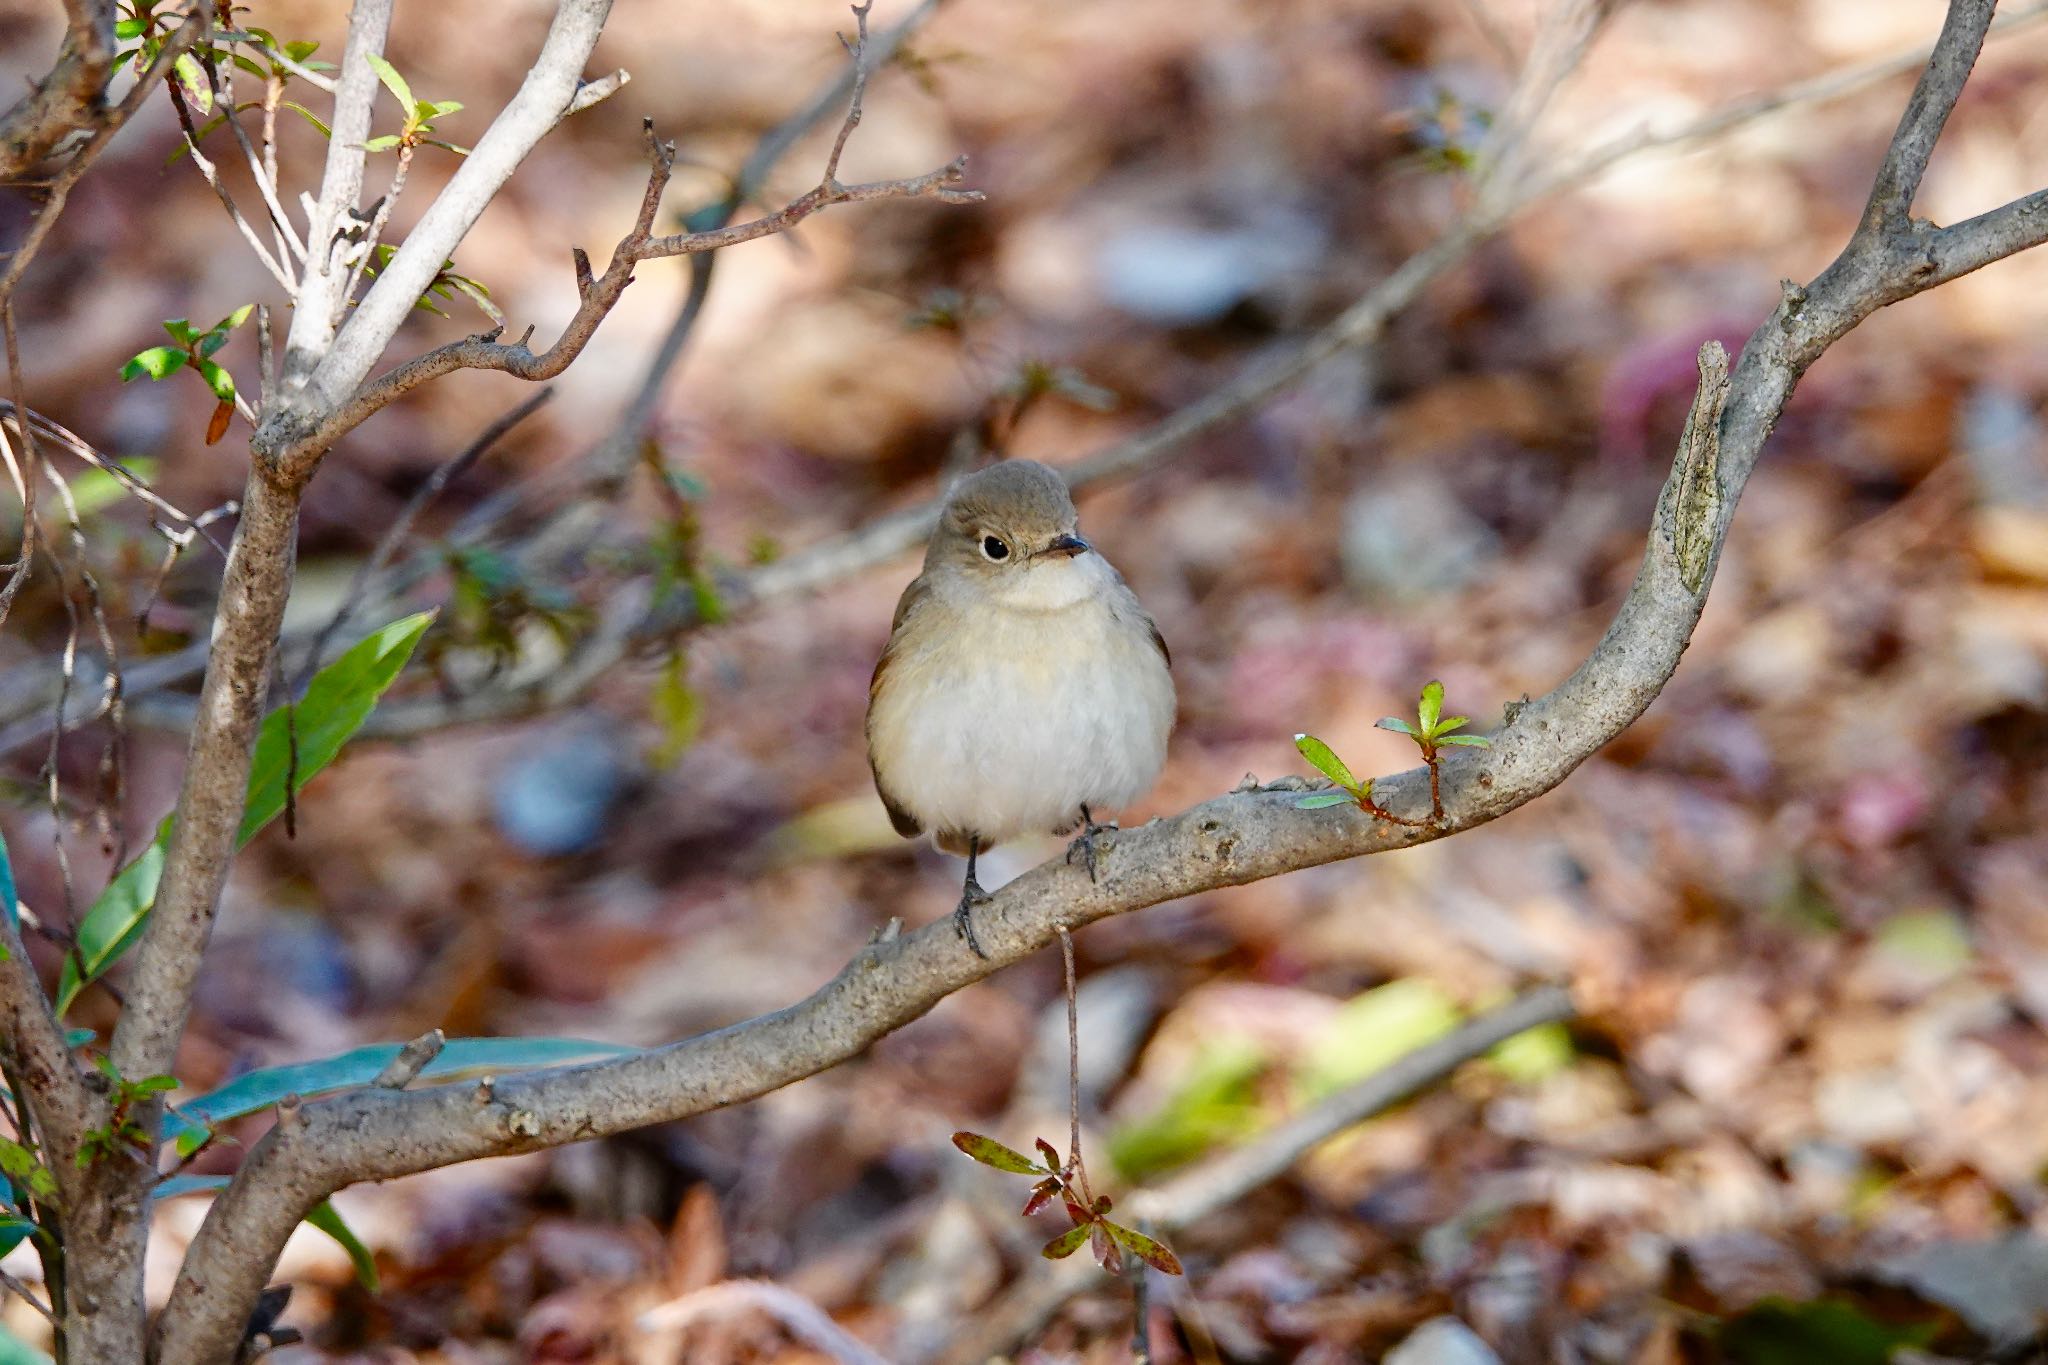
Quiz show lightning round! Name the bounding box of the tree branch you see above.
[275,0,395,392]
[284,0,615,440]
[0,0,117,182]
[150,3,2048,1353]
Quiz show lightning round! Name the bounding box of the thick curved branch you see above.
[0,0,116,182]
[151,4,2048,1354]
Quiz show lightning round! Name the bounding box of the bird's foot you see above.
[955,878,993,959]
[1064,816,1117,884]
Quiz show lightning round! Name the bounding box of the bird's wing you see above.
[867,573,930,839]
[1148,615,1171,668]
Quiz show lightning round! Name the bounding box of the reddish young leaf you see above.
[1022,1178,1060,1217]
[1093,1194,1113,1214]
[1035,1137,1063,1170]
[1104,1220,1185,1275]
[205,398,233,446]
[1091,1224,1123,1273]
[1041,1224,1090,1260]
[951,1131,1042,1174]
[1063,1196,1091,1225]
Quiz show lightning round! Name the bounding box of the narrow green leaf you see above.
[280,100,331,137]
[237,612,433,843]
[194,359,236,402]
[950,1131,1044,1175]
[365,54,412,109]
[0,1214,34,1259]
[1436,734,1491,747]
[1292,734,1358,791]
[219,303,255,331]
[282,40,320,62]
[1418,680,1445,734]
[152,1173,230,1201]
[110,47,139,72]
[1103,1220,1184,1275]
[1041,1224,1091,1260]
[121,346,186,381]
[1433,715,1469,736]
[420,138,471,156]
[1375,717,1417,737]
[59,614,434,1014]
[0,829,17,940]
[428,99,463,117]
[1294,791,1358,810]
[307,1200,379,1292]
[360,134,401,152]
[62,1029,93,1048]
[230,53,266,78]
[163,1036,639,1155]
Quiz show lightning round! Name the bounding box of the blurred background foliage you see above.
[3,0,2048,1359]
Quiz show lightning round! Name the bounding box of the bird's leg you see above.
[1064,803,1116,884]
[956,836,992,959]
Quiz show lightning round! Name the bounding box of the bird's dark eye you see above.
[981,535,1010,561]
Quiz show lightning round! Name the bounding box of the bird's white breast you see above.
[869,556,1174,847]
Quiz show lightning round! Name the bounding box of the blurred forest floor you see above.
[5,0,2048,1360]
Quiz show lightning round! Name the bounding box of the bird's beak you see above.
[1046,533,1091,558]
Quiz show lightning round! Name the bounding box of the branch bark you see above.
[147,3,2048,1357]
[0,0,116,182]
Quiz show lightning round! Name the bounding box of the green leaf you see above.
[195,359,236,402]
[1103,1220,1184,1275]
[237,612,433,843]
[360,134,401,152]
[0,828,17,940]
[1417,680,1445,735]
[230,53,266,78]
[0,1140,56,1202]
[365,54,413,110]
[1041,1224,1091,1260]
[58,613,435,1015]
[949,1131,1045,1175]
[62,1029,92,1048]
[420,138,470,156]
[0,1214,34,1259]
[172,51,212,113]
[1716,1297,1936,1365]
[218,303,254,331]
[1375,717,1417,737]
[121,346,186,381]
[282,40,321,62]
[115,17,146,38]
[307,1199,379,1292]
[0,1320,52,1365]
[196,330,229,358]
[1109,1037,1267,1179]
[428,99,463,117]
[110,47,139,72]
[1295,791,1359,809]
[1292,734,1357,792]
[1434,715,1469,735]
[160,317,197,345]
[650,651,700,768]
[1435,734,1491,747]
[1488,1019,1575,1084]
[281,100,331,137]
[163,1036,639,1155]
[153,1177,380,1292]
[152,1173,230,1201]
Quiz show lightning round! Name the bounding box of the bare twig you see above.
[0,13,208,309]
[308,3,980,460]
[164,77,298,293]
[372,1030,446,1089]
[950,986,1578,1364]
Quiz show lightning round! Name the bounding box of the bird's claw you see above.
[955,877,992,959]
[1064,819,1116,884]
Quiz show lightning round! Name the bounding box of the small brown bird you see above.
[866,460,1176,955]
